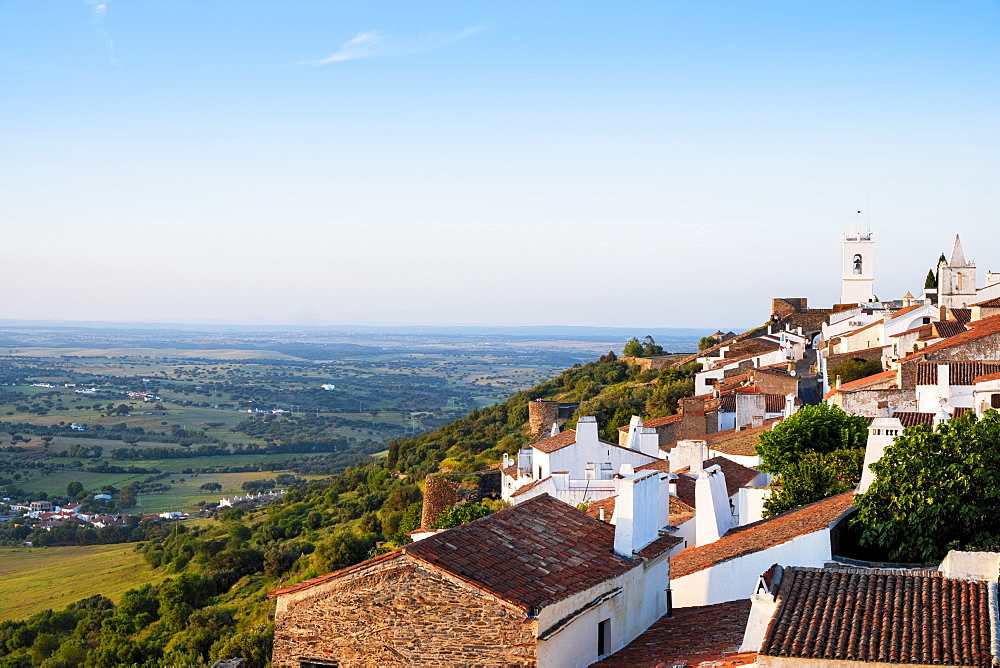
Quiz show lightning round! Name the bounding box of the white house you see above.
[669,492,855,608]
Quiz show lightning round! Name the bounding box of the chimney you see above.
[551,471,570,491]
[937,364,951,406]
[672,439,708,474]
[740,566,783,652]
[695,464,736,545]
[550,422,560,437]
[576,416,599,445]
[784,394,797,419]
[635,427,660,457]
[613,470,660,558]
[835,375,842,389]
[625,415,643,450]
[751,415,764,429]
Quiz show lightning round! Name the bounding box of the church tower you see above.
[841,214,875,305]
[938,235,976,309]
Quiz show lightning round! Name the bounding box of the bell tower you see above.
[938,235,976,309]
[841,212,875,305]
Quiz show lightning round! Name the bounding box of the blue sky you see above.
[2,1,998,329]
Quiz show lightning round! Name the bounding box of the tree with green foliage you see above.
[66,481,84,498]
[758,403,867,517]
[925,268,937,289]
[855,411,1000,563]
[429,501,495,529]
[623,338,643,357]
[828,358,884,385]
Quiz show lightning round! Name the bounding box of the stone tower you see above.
[840,214,875,305]
[938,235,977,310]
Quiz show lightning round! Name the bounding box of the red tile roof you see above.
[595,599,755,667]
[824,369,896,399]
[840,319,884,338]
[705,419,781,456]
[616,413,683,433]
[528,429,578,453]
[898,314,1000,363]
[586,493,696,526]
[405,494,646,610]
[887,303,923,320]
[271,495,670,611]
[934,320,969,339]
[951,307,972,324]
[972,296,1000,308]
[718,392,795,413]
[510,477,549,498]
[671,493,855,579]
[890,411,936,427]
[974,371,1000,383]
[760,566,994,666]
[915,361,1000,386]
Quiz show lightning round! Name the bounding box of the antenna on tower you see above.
[867,198,871,235]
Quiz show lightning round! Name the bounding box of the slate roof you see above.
[528,429,577,453]
[915,361,1000,386]
[666,456,762,509]
[671,493,855,579]
[595,599,755,667]
[405,494,653,610]
[760,566,995,666]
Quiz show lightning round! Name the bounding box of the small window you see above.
[992,394,1000,409]
[598,619,612,656]
[922,317,931,324]
[538,466,543,479]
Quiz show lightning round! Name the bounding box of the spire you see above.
[949,234,967,267]
[850,210,864,238]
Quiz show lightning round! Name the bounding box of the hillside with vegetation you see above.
[0,342,704,667]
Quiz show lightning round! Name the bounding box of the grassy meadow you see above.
[0,544,169,621]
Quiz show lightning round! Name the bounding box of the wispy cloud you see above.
[85,0,107,17]
[312,26,483,65]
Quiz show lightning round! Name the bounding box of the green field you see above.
[0,544,168,621]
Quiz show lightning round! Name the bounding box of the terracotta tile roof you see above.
[500,463,519,477]
[840,319,884,338]
[953,406,974,419]
[670,495,697,525]
[887,303,923,320]
[585,496,617,522]
[824,368,896,399]
[915,361,1000,386]
[528,429,577,453]
[951,307,972,324]
[705,419,781,457]
[974,371,1000,383]
[890,411,936,427]
[635,459,673,474]
[617,413,683,433]
[405,494,642,610]
[972,296,1000,308]
[669,457,762,508]
[268,550,405,597]
[760,566,995,666]
[898,314,1000,363]
[671,493,855,579]
[890,323,932,338]
[718,392,794,413]
[595,599,754,667]
[934,320,968,339]
[511,476,549,498]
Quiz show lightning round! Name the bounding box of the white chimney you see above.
[695,464,736,545]
[551,471,570,491]
[740,566,783,652]
[625,415,643,450]
[636,427,660,457]
[736,393,766,431]
[576,416,599,444]
[784,393,797,418]
[613,470,660,558]
[550,422,560,437]
[672,439,708,474]
[937,364,951,405]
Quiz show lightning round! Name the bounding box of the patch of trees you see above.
[757,404,867,517]
[855,410,1000,563]
[828,358,884,384]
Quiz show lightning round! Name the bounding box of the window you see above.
[958,272,964,291]
[992,394,1000,409]
[597,619,612,656]
[853,254,863,275]
[538,466,543,479]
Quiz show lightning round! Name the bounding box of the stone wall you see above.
[899,331,1000,390]
[272,555,538,667]
[528,400,560,438]
[621,355,682,372]
[420,475,459,529]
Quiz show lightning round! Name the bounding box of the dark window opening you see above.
[598,618,612,656]
[992,393,1000,409]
